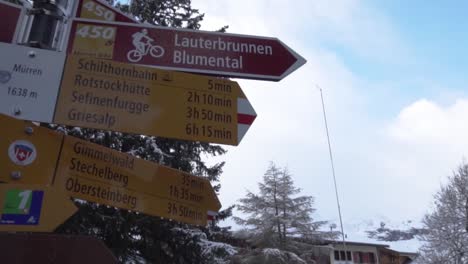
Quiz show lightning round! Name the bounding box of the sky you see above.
[187,0,468,252]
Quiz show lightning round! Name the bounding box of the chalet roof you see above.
[325,240,390,248]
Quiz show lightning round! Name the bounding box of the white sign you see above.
[0,42,65,122]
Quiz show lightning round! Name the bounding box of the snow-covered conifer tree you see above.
[367,163,468,264]
[234,162,331,247]
[417,164,468,263]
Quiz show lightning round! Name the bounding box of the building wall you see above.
[378,248,402,264]
[379,253,398,264]
[301,246,332,264]
[331,244,380,264]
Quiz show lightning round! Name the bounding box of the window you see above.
[352,251,376,263]
[362,252,369,262]
[340,251,346,260]
[334,250,352,261]
[353,252,360,263]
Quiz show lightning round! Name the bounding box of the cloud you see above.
[388,99,468,146]
[321,98,468,222]
[386,98,468,170]
[194,0,408,64]
[192,0,449,238]
[190,0,408,216]
[374,99,468,217]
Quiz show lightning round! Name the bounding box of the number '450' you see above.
[76,25,116,39]
[83,0,115,21]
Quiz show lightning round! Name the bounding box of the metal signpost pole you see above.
[27,0,69,49]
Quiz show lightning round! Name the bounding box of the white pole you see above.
[318,85,349,263]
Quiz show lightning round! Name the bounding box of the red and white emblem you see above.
[8,140,37,166]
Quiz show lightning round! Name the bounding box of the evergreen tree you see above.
[50,1,234,263]
[234,162,331,248]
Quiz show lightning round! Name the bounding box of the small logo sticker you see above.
[8,140,37,166]
[0,189,43,226]
[0,70,11,84]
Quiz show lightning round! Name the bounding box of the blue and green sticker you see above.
[0,189,44,225]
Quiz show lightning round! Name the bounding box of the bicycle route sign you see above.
[67,18,306,81]
[0,113,220,226]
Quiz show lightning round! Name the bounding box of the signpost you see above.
[67,18,306,81]
[0,184,77,232]
[53,135,220,225]
[0,42,255,146]
[0,0,23,44]
[0,111,63,185]
[0,0,307,234]
[0,114,220,226]
[54,55,256,145]
[0,42,66,123]
[0,233,118,263]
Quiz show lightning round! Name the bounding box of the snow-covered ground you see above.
[339,216,422,253]
[221,214,422,253]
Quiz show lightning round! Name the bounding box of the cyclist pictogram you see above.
[127,29,164,62]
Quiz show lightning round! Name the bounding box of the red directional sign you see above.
[0,1,23,43]
[68,18,306,81]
